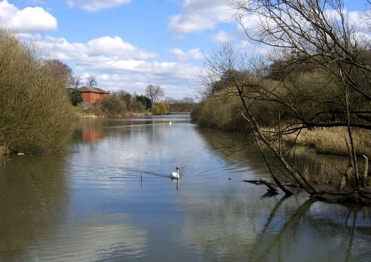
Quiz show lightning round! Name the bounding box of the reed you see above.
[284,127,371,157]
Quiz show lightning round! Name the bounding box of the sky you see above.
[0,0,369,99]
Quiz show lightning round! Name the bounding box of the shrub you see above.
[0,29,75,154]
[152,102,170,115]
[68,88,82,106]
[100,95,127,115]
[191,90,248,132]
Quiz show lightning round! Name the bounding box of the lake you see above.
[0,115,370,261]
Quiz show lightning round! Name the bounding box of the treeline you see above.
[92,91,151,116]
[192,64,371,136]
[0,29,76,154]
[84,91,196,117]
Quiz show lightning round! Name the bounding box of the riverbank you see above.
[283,126,371,157]
[74,107,151,119]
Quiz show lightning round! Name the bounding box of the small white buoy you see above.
[169,121,172,125]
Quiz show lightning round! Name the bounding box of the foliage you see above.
[0,29,76,154]
[44,59,74,87]
[88,91,150,116]
[152,102,170,115]
[165,97,196,113]
[99,95,127,115]
[191,90,248,132]
[68,88,83,106]
[136,95,152,109]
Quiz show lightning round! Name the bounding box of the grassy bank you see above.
[284,127,371,157]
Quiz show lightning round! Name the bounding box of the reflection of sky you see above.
[26,115,371,261]
[27,213,147,261]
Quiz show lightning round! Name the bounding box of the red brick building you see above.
[79,87,109,104]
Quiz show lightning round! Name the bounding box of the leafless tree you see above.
[71,76,82,88]
[86,76,97,87]
[145,84,165,104]
[206,0,371,204]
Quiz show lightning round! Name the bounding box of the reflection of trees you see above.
[0,155,68,260]
[198,126,352,188]
[251,199,371,262]
[180,187,371,261]
[195,127,271,175]
[251,199,315,261]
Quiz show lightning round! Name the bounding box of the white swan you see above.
[171,167,180,179]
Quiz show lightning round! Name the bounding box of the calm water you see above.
[0,115,370,262]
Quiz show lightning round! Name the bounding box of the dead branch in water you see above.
[243,179,279,195]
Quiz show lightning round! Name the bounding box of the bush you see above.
[191,90,248,132]
[68,88,82,106]
[152,102,170,115]
[0,29,75,154]
[100,95,127,115]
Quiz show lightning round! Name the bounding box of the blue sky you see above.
[0,0,368,99]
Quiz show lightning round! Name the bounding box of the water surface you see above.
[0,115,370,261]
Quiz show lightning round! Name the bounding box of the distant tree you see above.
[145,84,164,104]
[181,97,195,104]
[163,97,196,113]
[136,95,152,109]
[152,102,170,115]
[86,76,97,87]
[68,88,82,106]
[71,76,82,88]
[113,90,132,103]
[43,59,73,88]
[100,95,126,115]
[164,97,177,105]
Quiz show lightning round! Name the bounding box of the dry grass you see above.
[284,127,371,157]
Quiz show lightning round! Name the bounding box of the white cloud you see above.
[0,0,57,32]
[212,31,235,43]
[189,48,203,59]
[34,35,199,98]
[86,36,158,60]
[67,0,131,11]
[169,0,234,35]
[38,35,157,61]
[169,48,203,62]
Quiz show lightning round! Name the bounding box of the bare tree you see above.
[145,84,165,104]
[72,76,82,88]
[205,0,371,204]
[86,76,97,87]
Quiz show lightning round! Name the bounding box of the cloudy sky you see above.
[0,0,368,99]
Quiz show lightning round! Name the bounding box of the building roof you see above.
[79,86,109,94]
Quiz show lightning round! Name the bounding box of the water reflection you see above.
[1,115,370,261]
[27,213,148,261]
[185,126,371,261]
[0,155,68,260]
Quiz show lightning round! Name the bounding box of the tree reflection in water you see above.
[190,128,371,261]
[0,155,69,260]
